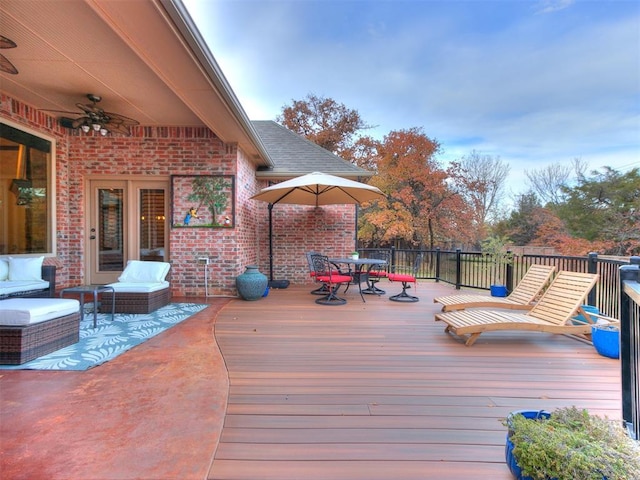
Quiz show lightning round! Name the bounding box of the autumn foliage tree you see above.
[360,128,472,249]
[277,93,372,161]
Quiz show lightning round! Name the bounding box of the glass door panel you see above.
[98,188,124,271]
[139,189,166,261]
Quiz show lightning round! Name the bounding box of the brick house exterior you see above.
[0,1,370,296]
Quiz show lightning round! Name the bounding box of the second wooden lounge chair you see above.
[434,264,556,312]
[434,270,599,346]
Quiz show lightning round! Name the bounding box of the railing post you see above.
[619,256,640,440]
[390,246,396,273]
[435,247,441,283]
[455,248,462,290]
[588,252,598,305]
[506,250,514,293]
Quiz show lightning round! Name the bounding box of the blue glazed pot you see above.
[592,324,619,359]
[236,265,268,301]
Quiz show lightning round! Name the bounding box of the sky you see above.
[182,0,640,198]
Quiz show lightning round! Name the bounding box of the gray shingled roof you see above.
[251,120,372,180]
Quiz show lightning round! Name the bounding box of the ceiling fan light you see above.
[92,123,101,132]
[100,128,108,136]
[81,124,90,133]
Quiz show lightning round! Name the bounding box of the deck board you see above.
[209,281,621,480]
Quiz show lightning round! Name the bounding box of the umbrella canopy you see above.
[251,172,386,286]
[251,171,385,206]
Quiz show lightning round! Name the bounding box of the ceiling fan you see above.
[50,94,139,136]
[0,35,18,74]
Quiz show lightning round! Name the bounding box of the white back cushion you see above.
[8,256,44,281]
[118,260,170,283]
[0,259,8,281]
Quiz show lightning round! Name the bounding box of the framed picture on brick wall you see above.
[171,175,235,228]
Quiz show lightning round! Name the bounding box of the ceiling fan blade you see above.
[71,117,89,129]
[76,102,103,115]
[105,123,134,135]
[0,35,17,49]
[0,53,18,74]
[103,111,140,126]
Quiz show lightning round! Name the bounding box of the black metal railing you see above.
[360,247,639,440]
[620,260,639,441]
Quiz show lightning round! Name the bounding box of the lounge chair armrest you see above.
[589,312,620,326]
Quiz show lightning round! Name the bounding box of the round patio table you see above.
[329,258,386,302]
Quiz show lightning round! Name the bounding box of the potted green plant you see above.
[351,251,359,260]
[481,235,514,297]
[505,406,640,480]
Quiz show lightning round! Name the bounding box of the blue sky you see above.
[183,0,640,195]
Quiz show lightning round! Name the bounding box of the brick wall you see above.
[1,94,357,295]
[255,201,357,285]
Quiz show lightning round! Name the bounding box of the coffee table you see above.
[60,285,115,328]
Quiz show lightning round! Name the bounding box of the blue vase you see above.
[236,265,268,301]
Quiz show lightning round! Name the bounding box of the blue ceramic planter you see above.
[236,265,268,301]
[592,324,619,359]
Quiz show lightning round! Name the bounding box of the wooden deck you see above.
[209,281,621,480]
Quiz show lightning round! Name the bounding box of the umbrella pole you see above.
[266,203,290,288]
[268,203,274,282]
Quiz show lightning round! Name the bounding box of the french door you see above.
[87,178,169,284]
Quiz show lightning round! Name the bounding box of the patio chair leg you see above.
[389,282,419,302]
[315,289,347,306]
[364,278,386,295]
[310,284,331,295]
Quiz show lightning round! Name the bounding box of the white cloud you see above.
[535,0,576,15]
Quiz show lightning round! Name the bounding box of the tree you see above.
[277,93,372,161]
[340,135,380,171]
[524,158,587,207]
[453,150,510,246]
[556,167,640,255]
[359,128,471,249]
[495,191,542,246]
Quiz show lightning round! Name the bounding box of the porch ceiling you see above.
[0,0,271,164]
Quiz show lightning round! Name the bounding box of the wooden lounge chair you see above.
[434,264,557,312]
[434,270,599,346]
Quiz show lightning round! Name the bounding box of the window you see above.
[0,122,54,255]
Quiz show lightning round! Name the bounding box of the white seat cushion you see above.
[106,281,169,293]
[0,280,50,296]
[0,298,80,326]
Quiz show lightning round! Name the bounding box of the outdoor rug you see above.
[0,302,208,371]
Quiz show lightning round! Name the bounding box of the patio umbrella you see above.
[251,171,386,287]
